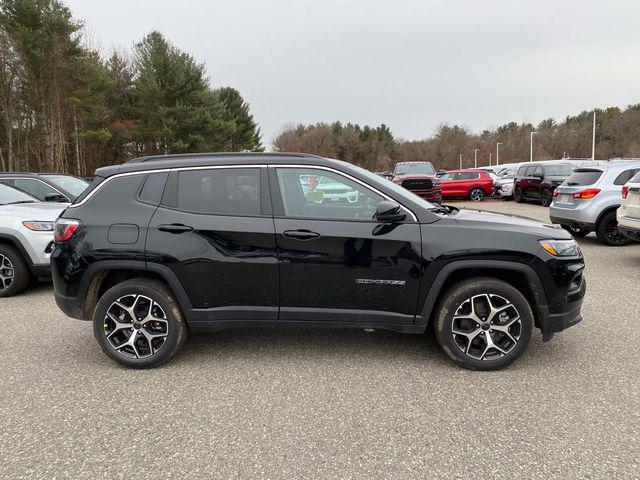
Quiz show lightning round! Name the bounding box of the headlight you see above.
[22,221,54,231]
[539,239,580,257]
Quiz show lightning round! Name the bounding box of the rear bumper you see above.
[54,291,85,320]
[549,214,596,232]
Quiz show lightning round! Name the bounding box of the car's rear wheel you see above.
[469,187,484,202]
[93,278,187,368]
[514,186,524,203]
[596,210,629,246]
[540,189,552,207]
[562,225,589,238]
[434,278,533,370]
[0,244,31,298]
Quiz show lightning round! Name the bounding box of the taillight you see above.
[54,218,81,242]
[622,186,629,199]
[552,191,559,198]
[572,188,601,199]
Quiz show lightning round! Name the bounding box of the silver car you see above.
[549,162,640,245]
[0,183,66,297]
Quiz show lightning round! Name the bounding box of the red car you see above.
[439,169,495,201]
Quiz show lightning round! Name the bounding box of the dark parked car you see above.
[390,161,442,203]
[0,173,89,203]
[514,163,575,207]
[438,169,495,201]
[52,153,585,370]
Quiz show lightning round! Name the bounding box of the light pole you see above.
[496,142,502,166]
[459,153,463,169]
[474,148,479,168]
[591,111,596,161]
[489,153,492,166]
[530,131,537,162]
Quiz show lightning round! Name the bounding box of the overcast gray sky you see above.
[67,0,640,147]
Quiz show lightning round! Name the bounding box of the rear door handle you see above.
[283,229,320,240]
[158,223,193,234]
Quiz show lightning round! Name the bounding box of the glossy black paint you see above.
[52,153,585,340]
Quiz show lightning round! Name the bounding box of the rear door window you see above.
[564,169,603,186]
[174,168,262,216]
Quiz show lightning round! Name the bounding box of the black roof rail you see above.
[126,152,322,164]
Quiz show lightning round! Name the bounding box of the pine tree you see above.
[215,86,263,152]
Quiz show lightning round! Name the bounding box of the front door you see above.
[146,166,278,321]
[270,166,422,325]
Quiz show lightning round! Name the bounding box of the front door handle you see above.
[158,223,193,234]
[282,229,320,240]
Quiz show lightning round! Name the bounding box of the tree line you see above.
[0,0,262,176]
[275,105,640,171]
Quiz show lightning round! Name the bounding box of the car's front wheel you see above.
[93,278,188,368]
[0,244,31,298]
[434,278,533,370]
[469,187,485,202]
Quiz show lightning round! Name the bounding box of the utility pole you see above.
[530,131,537,162]
[459,153,463,169]
[489,153,492,166]
[474,149,479,168]
[591,111,596,161]
[496,142,502,166]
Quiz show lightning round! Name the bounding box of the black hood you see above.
[451,208,571,239]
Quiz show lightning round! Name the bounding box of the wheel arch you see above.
[416,260,549,332]
[78,261,192,321]
[595,204,620,228]
[0,233,32,266]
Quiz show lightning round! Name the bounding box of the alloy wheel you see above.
[104,294,169,359]
[470,189,484,201]
[0,254,15,292]
[451,293,522,361]
[604,220,627,245]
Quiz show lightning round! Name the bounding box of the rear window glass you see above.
[175,168,261,216]
[564,169,603,186]
[543,164,574,176]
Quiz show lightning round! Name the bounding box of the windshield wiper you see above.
[4,200,36,205]
[429,205,458,216]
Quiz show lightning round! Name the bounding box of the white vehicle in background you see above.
[493,163,522,199]
[0,183,65,297]
[301,174,359,204]
[617,170,640,242]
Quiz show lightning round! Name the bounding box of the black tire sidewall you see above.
[93,279,187,368]
[541,189,552,207]
[0,244,30,298]
[514,187,524,203]
[434,278,534,370]
[596,211,629,246]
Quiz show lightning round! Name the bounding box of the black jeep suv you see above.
[52,153,586,370]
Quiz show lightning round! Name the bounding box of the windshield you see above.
[42,175,89,197]
[394,163,435,176]
[348,163,436,210]
[544,164,574,176]
[0,183,37,205]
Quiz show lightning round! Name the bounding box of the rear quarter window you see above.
[629,171,640,184]
[564,170,603,186]
[614,168,640,186]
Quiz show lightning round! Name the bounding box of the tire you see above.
[469,187,485,202]
[93,278,188,368]
[540,189,552,207]
[561,225,589,238]
[434,277,534,371]
[514,186,524,203]
[0,244,31,298]
[595,210,629,246]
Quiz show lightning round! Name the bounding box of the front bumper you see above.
[538,275,586,341]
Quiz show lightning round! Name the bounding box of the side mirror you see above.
[375,200,406,223]
[44,193,68,202]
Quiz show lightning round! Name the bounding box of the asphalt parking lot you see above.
[1,200,639,479]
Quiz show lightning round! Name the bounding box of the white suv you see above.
[617,171,640,242]
[0,183,66,297]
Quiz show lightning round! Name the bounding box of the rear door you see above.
[270,166,422,325]
[146,166,278,321]
[528,166,543,199]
